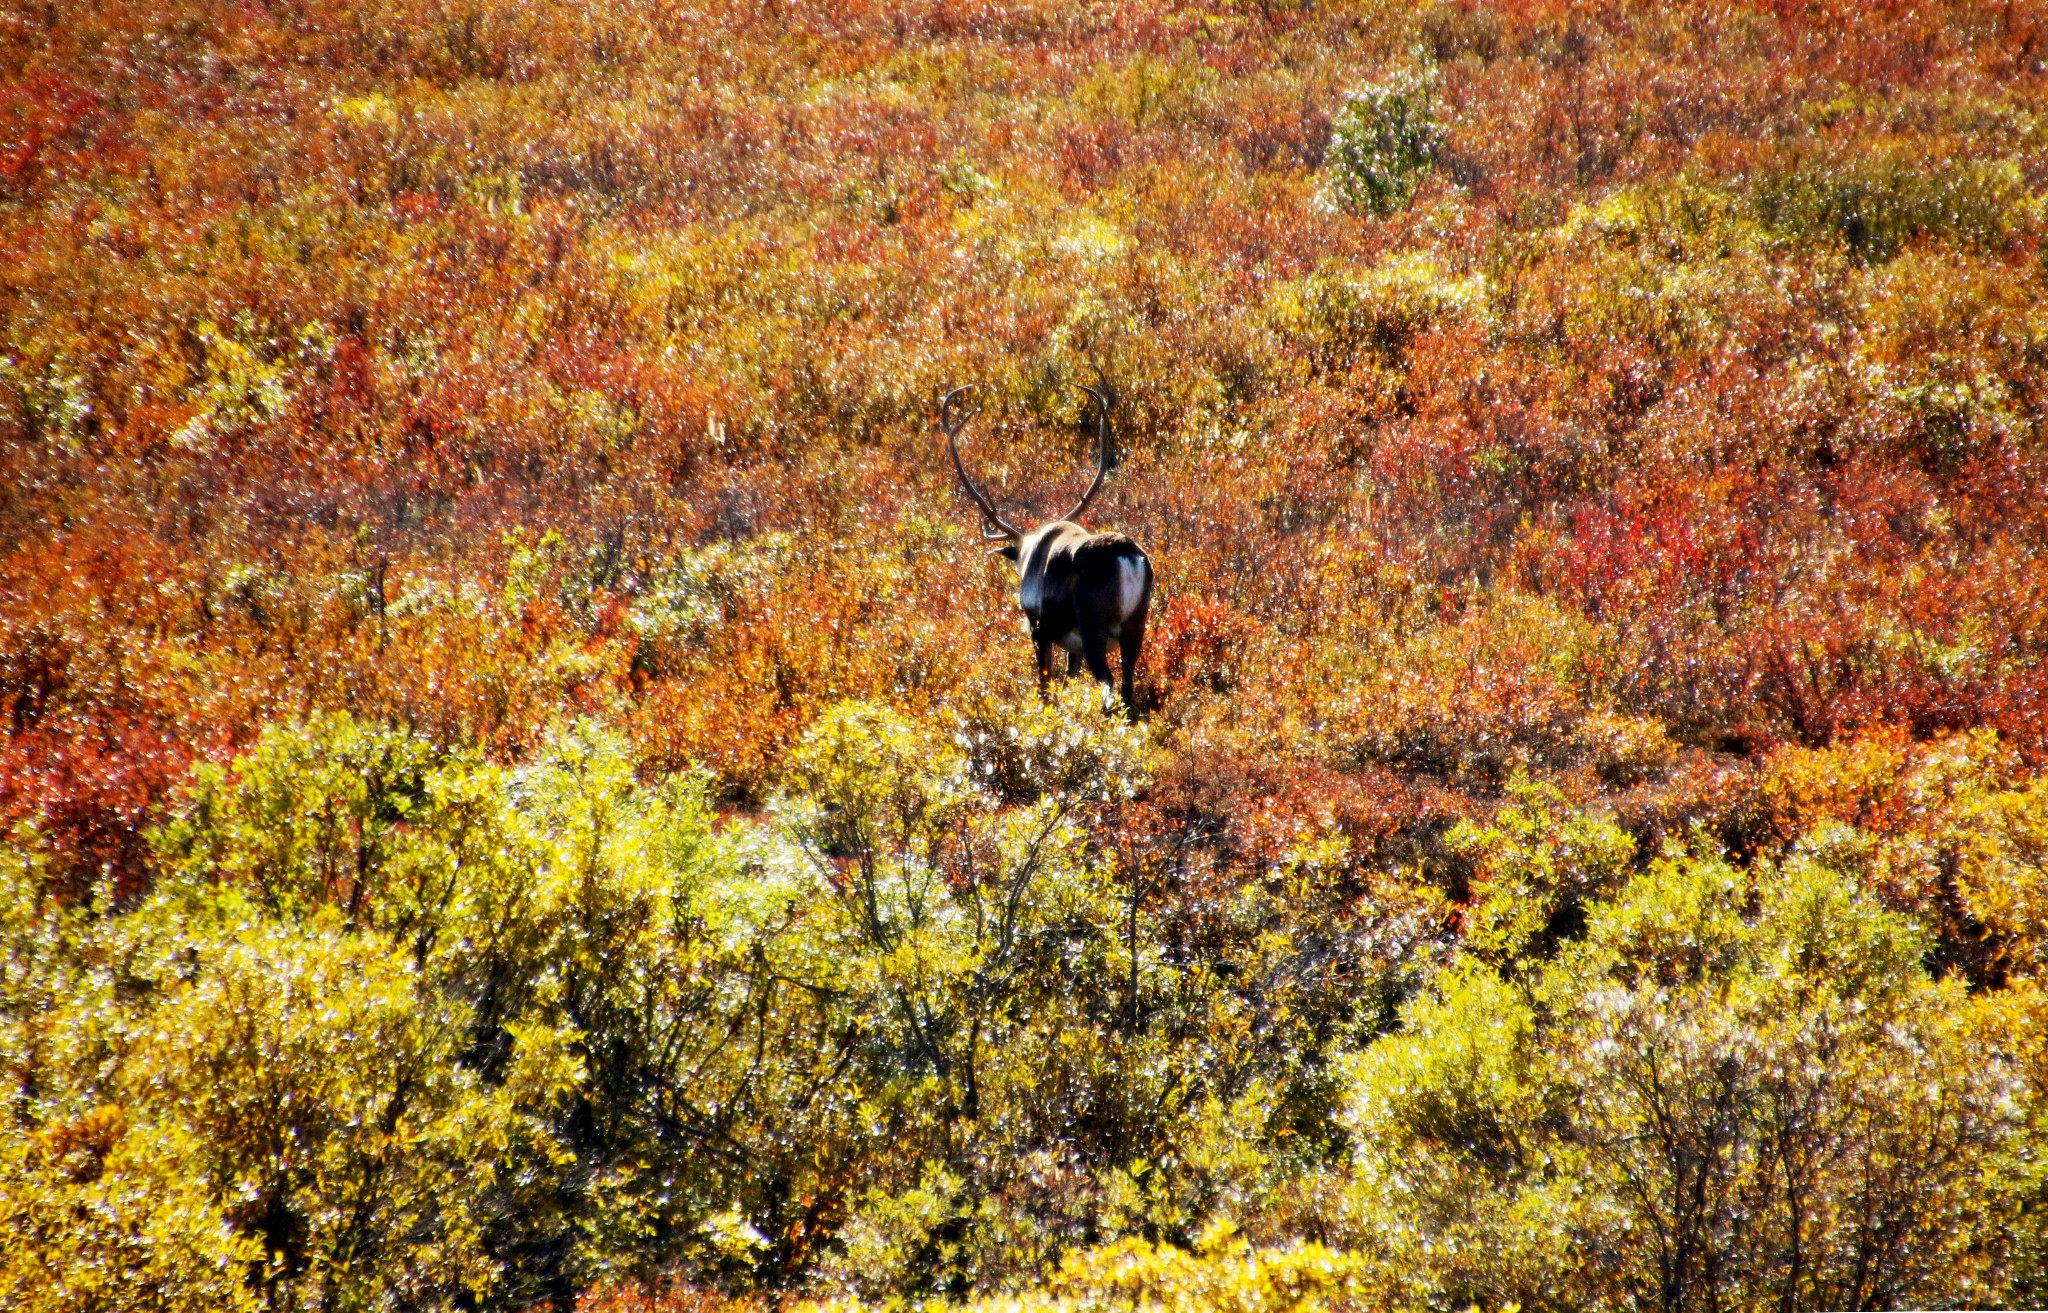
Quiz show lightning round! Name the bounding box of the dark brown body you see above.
[1004,521,1153,705]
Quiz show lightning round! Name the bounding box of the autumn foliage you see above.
[4,0,2048,1308]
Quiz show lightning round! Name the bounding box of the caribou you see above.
[940,382,1154,709]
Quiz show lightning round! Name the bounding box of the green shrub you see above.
[0,1108,261,1313]
[1324,65,1443,218]
[122,915,511,1311]
[1342,839,2034,1311]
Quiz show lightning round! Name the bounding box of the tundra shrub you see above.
[1342,841,2034,1312]
[1324,65,1442,217]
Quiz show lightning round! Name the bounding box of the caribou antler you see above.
[1060,378,1115,524]
[939,384,1023,541]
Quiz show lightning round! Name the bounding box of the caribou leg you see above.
[1067,648,1084,677]
[1036,639,1056,693]
[1081,630,1115,686]
[1117,619,1145,710]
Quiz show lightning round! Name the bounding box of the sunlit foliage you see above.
[3,701,1439,1306]
[5,0,2048,1305]
[1342,806,2040,1311]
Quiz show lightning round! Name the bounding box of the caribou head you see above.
[940,382,1154,708]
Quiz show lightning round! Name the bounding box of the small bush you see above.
[1323,65,1443,218]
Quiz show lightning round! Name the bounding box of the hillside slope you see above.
[3,1,2048,1308]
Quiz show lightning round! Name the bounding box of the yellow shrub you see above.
[801,1227,1371,1313]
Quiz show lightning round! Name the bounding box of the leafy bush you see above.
[0,845,260,1313]
[1323,64,1444,218]
[1748,729,2048,985]
[1341,835,2036,1312]
[123,915,509,1310]
[4,696,1431,1305]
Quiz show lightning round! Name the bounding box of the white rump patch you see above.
[1115,556,1147,622]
